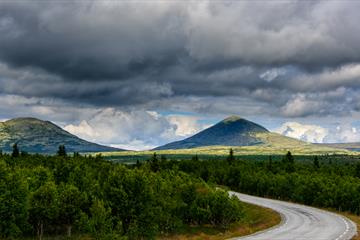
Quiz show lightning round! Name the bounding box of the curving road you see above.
[230,191,357,240]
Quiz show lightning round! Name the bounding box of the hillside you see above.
[318,143,360,152]
[155,116,270,150]
[102,132,351,161]
[150,116,351,155]
[0,117,122,153]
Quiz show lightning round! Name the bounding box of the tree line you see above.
[159,150,360,215]
[0,146,243,239]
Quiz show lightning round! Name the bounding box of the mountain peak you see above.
[155,116,269,150]
[5,117,45,123]
[0,117,122,153]
[222,115,243,123]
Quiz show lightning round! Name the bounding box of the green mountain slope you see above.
[0,118,122,153]
[152,116,352,155]
[155,116,269,150]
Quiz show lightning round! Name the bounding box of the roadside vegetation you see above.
[0,146,244,240]
[155,150,360,215]
[3,143,360,239]
[159,202,280,240]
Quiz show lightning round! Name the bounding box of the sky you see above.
[1,0,360,150]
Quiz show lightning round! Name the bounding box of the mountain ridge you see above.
[0,117,122,153]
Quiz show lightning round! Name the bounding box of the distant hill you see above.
[0,118,122,153]
[155,116,269,150]
[317,143,360,152]
[154,116,353,154]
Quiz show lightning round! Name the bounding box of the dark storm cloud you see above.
[0,1,186,80]
[1,0,360,117]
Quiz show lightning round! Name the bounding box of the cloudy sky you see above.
[1,0,360,149]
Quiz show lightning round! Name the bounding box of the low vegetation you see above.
[159,202,280,240]
[99,135,354,163]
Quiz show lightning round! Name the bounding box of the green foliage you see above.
[148,152,160,172]
[313,156,320,169]
[79,199,113,238]
[0,152,243,239]
[57,145,67,157]
[227,148,235,165]
[29,181,59,239]
[57,184,86,236]
[0,161,29,238]
[164,152,360,216]
[283,151,295,172]
[12,143,20,158]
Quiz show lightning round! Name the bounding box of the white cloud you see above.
[63,109,208,150]
[275,121,360,143]
[64,120,100,142]
[275,122,328,143]
[325,123,360,143]
[110,141,158,151]
[281,94,326,117]
[290,64,360,91]
[166,115,206,137]
[260,68,286,82]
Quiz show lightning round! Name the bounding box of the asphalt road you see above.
[230,191,357,240]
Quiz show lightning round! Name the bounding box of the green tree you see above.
[313,156,320,169]
[227,148,235,165]
[0,162,29,238]
[57,145,67,157]
[149,152,160,172]
[267,156,273,172]
[79,199,113,239]
[105,167,158,238]
[283,151,295,172]
[29,182,59,240]
[84,199,113,237]
[57,184,84,237]
[12,143,20,158]
[355,163,360,178]
[135,160,142,168]
[192,154,199,161]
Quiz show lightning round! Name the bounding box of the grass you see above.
[96,148,356,164]
[22,234,93,240]
[335,212,360,240]
[159,202,281,240]
[96,132,357,163]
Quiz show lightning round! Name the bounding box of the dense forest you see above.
[158,151,360,215]
[0,146,243,239]
[2,144,360,239]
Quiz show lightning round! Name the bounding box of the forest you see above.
[159,151,360,215]
[2,144,360,239]
[0,146,243,240]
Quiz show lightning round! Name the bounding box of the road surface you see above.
[230,191,357,240]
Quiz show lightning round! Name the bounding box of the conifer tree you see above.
[227,148,235,165]
[12,143,20,158]
[313,156,320,169]
[57,145,67,157]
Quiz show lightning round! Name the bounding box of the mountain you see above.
[155,116,271,150]
[317,143,360,152]
[154,116,354,155]
[0,117,122,153]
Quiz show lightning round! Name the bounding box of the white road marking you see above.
[229,191,357,240]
